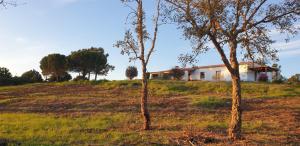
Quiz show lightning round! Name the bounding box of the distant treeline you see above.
[0,47,114,86]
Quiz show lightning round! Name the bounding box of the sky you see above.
[0,0,299,80]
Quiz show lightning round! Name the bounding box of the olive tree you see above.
[114,0,162,130]
[165,0,299,140]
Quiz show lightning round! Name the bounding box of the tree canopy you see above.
[40,54,68,82]
[21,69,43,83]
[170,67,185,80]
[0,67,13,86]
[126,66,138,80]
[68,47,114,80]
[165,0,299,140]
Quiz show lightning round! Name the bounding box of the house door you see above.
[216,71,221,81]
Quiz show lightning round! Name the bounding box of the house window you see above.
[200,72,205,79]
[216,71,221,80]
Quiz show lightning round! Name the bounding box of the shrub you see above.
[258,73,268,82]
[125,66,138,80]
[48,72,72,82]
[170,67,185,80]
[287,74,300,84]
[0,67,13,86]
[21,70,43,83]
[10,76,28,85]
[73,76,89,81]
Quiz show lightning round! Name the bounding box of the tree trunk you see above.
[141,63,150,130]
[88,72,91,80]
[95,73,97,81]
[228,68,242,140]
[56,74,59,82]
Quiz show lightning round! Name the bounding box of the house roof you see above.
[149,62,270,74]
[249,66,279,72]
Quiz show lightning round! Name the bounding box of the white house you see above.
[149,62,280,82]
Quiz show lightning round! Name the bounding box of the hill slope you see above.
[0,81,299,145]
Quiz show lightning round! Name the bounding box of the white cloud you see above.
[272,39,300,51]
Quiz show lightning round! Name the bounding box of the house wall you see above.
[150,63,276,82]
[183,64,252,81]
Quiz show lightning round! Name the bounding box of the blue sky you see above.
[0,0,299,80]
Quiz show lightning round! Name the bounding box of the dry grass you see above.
[0,80,299,145]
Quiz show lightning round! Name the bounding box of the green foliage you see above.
[170,67,185,80]
[0,113,136,145]
[0,67,12,86]
[73,76,89,81]
[125,66,138,80]
[21,69,43,83]
[287,74,300,84]
[68,47,114,80]
[40,54,68,81]
[48,72,72,82]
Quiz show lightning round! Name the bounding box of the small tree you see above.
[0,67,12,86]
[170,67,185,80]
[115,0,162,130]
[40,54,68,82]
[288,74,300,83]
[21,70,43,83]
[126,66,138,80]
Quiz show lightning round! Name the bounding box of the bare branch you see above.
[145,0,161,65]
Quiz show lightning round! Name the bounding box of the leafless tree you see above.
[115,0,162,130]
[0,0,18,8]
[164,0,299,140]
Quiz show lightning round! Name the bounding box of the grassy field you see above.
[0,80,299,145]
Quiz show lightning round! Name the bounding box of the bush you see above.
[73,76,89,81]
[170,67,185,80]
[287,74,300,84]
[0,67,13,86]
[48,72,72,82]
[258,73,268,82]
[21,70,43,83]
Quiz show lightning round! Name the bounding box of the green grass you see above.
[0,113,140,145]
[191,96,230,109]
[0,80,299,145]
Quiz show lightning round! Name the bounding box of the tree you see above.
[288,74,300,83]
[170,66,185,80]
[40,54,68,82]
[68,47,114,80]
[21,70,43,83]
[126,66,138,80]
[165,0,299,140]
[0,0,17,8]
[0,67,12,86]
[115,0,162,130]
